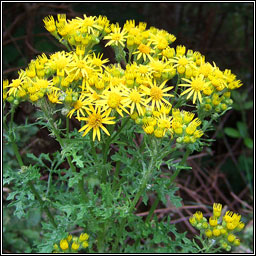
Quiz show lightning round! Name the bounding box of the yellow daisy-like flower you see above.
[133,42,155,62]
[179,75,211,104]
[7,69,27,97]
[67,94,90,119]
[89,52,109,72]
[78,105,115,141]
[76,14,102,34]
[122,87,147,116]
[47,88,62,104]
[141,79,173,111]
[104,26,128,48]
[98,87,129,117]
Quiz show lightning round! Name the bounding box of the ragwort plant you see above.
[3,14,244,253]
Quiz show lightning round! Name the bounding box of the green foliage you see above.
[3,4,252,253]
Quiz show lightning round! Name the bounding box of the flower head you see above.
[78,105,115,141]
[104,25,128,48]
[179,75,211,104]
[142,79,173,111]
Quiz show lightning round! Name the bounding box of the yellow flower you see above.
[98,87,129,117]
[47,89,62,104]
[185,118,201,135]
[209,216,218,227]
[194,211,203,222]
[78,105,115,141]
[212,228,221,237]
[47,51,72,77]
[69,53,95,89]
[122,87,147,116]
[71,241,80,251]
[233,238,240,246]
[43,15,56,33]
[227,233,236,243]
[89,52,109,72]
[79,233,89,242]
[143,123,155,134]
[7,70,27,97]
[76,14,101,34]
[189,216,197,226]
[154,127,165,138]
[133,42,155,62]
[213,203,222,218]
[142,79,173,111]
[82,241,89,248]
[179,75,211,104]
[67,94,90,119]
[205,229,212,238]
[104,26,128,48]
[59,239,69,251]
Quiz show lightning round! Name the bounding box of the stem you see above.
[113,137,159,252]
[66,117,69,135]
[40,101,87,202]
[145,196,159,223]
[102,117,130,183]
[169,148,191,184]
[145,147,191,223]
[28,181,57,228]
[112,161,121,191]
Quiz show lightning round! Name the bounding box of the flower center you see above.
[199,64,212,77]
[12,79,21,88]
[55,58,68,69]
[150,86,163,100]
[138,66,148,74]
[74,100,83,110]
[130,90,141,103]
[191,79,205,91]
[107,92,122,108]
[83,18,94,27]
[77,60,86,69]
[178,57,188,66]
[112,34,122,41]
[138,44,151,54]
[36,79,48,89]
[92,59,103,67]
[157,38,168,50]
[88,113,102,128]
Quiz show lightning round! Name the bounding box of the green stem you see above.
[145,196,159,223]
[40,101,87,202]
[66,117,69,136]
[28,181,57,228]
[113,137,159,252]
[102,117,130,183]
[169,148,191,184]
[112,161,121,191]
[145,147,191,223]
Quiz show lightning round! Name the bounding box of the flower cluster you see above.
[189,203,245,251]
[4,13,243,142]
[52,233,89,253]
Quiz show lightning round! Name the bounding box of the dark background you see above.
[3,2,254,253]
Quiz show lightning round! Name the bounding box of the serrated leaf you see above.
[142,192,148,206]
[7,191,19,200]
[224,127,240,138]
